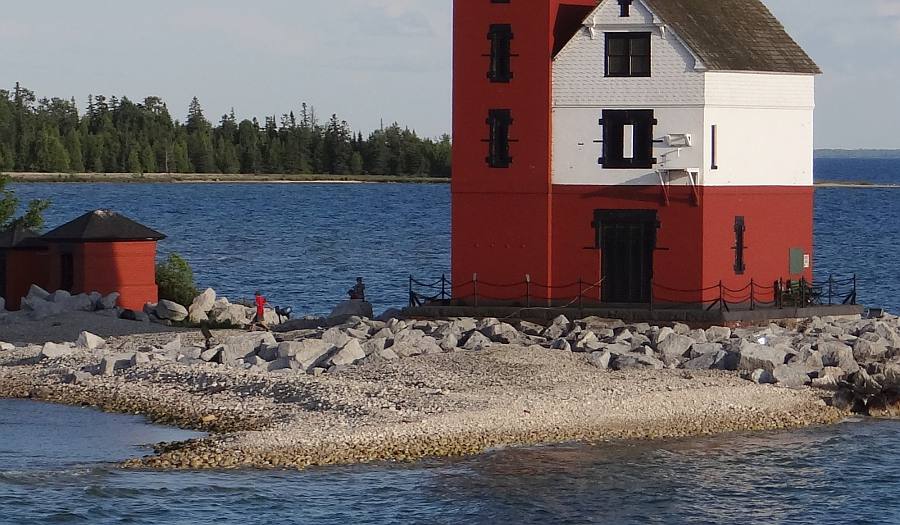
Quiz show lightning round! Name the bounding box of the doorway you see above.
[594,210,657,304]
[60,253,74,292]
[0,253,6,302]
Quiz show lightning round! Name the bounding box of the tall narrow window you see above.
[711,125,719,170]
[488,24,513,83]
[486,109,512,168]
[734,217,746,275]
[606,33,651,77]
[618,0,633,17]
[600,109,656,169]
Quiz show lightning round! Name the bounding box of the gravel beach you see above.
[0,318,847,470]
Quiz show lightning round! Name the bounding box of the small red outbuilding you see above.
[1,210,166,311]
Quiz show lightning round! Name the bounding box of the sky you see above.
[0,0,897,149]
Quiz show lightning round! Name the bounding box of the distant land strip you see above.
[3,173,897,188]
[2,172,449,184]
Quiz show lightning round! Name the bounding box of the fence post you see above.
[750,279,756,311]
[473,273,479,308]
[525,274,531,308]
[800,277,807,307]
[441,274,447,301]
[718,281,724,313]
[775,279,782,309]
[578,278,584,316]
[853,274,858,305]
[649,281,655,313]
[409,275,413,307]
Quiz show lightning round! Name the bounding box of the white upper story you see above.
[551,0,819,187]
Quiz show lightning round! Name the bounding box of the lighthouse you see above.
[452,0,819,307]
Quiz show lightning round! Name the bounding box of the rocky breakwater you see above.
[145,288,286,328]
[0,284,124,322]
[0,310,853,471]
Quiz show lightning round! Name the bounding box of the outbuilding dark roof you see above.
[643,0,820,74]
[0,227,41,249]
[41,210,166,242]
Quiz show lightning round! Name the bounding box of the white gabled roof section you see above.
[553,0,706,73]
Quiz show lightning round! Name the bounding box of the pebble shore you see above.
[0,327,845,471]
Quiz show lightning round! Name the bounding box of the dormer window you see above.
[605,32,651,77]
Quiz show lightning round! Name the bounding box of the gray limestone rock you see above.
[817,340,860,374]
[772,364,811,388]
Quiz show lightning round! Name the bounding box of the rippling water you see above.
[10,157,900,313]
[3,159,900,523]
[1,400,899,524]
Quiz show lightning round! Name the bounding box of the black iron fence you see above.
[409,274,858,311]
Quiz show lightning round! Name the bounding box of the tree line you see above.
[0,83,451,178]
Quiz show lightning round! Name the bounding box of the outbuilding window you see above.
[606,32,651,77]
[600,109,656,169]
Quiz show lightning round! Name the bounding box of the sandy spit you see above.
[0,334,845,471]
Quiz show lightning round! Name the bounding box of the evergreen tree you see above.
[127,148,142,174]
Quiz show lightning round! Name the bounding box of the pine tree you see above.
[63,129,84,172]
[127,149,142,174]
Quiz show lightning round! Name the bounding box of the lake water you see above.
[10,157,900,313]
[1,399,899,525]
[2,158,899,523]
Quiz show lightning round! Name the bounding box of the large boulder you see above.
[26,284,50,302]
[156,300,188,322]
[218,333,276,364]
[612,353,665,371]
[853,338,889,362]
[100,292,120,310]
[682,350,728,370]
[276,340,334,371]
[706,326,732,343]
[327,339,367,367]
[772,364,811,388]
[657,334,694,362]
[76,331,106,350]
[210,303,251,327]
[724,340,787,372]
[817,340,860,374]
[189,288,217,323]
[100,354,136,376]
[40,342,75,359]
[328,300,374,321]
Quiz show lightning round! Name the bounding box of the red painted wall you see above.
[452,1,597,298]
[4,250,50,310]
[42,241,158,310]
[551,185,704,304]
[80,241,159,310]
[700,187,814,304]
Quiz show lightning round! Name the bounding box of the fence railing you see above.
[409,274,858,311]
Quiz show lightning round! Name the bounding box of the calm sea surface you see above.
[1,399,899,525]
[10,157,900,313]
[2,158,899,523]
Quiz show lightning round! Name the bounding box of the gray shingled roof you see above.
[41,210,166,242]
[0,227,40,249]
[643,0,820,74]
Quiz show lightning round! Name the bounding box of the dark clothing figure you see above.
[348,278,366,301]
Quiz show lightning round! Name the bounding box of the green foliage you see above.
[155,253,198,307]
[0,174,50,232]
[0,84,452,177]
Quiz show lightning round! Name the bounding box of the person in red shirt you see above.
[252,291,269,331]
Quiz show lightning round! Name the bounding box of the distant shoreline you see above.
[3,173,897,189]
[2,172,449,184]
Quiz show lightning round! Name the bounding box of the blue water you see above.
[815,157,900,185]
[10,157,900,313]
[2,158,900,523]
[1,399,899,524]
